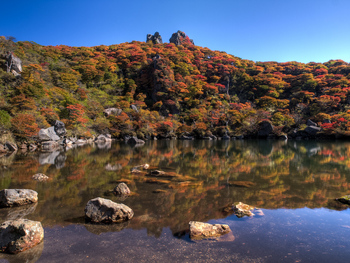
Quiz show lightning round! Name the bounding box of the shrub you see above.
[0,110,12,129]
[10,113,39,138]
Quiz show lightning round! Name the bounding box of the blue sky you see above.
[1,0,349,63]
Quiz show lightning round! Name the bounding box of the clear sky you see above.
[1,0,349,64]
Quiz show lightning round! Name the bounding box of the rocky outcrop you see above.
[84,197,134,223]
[0,219,44,254]
[125,136,145,145]
[6,52,22,76]
[258,121,273,138]
[304,125,321,135]
[307,119,317,127]
[38,127,60,141]
[222,132,230,140]
[54,120,66,137]
[169,31,194,46]
[146,32,163,44]
[0,189,38,208]
[113,183,131,196]
[130,104,138,112]
[336,195,350,205]
[178,133,194,140]
[38,121,66,142]
[32,173,49,182]
[95,134,112,142]
[104,108,122,117]
[189,221,231,240]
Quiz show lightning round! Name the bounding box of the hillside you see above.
[1,31,350,143]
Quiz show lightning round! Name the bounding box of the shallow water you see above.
[1,140,350,262]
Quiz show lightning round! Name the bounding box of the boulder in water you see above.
[0,219,44,254]
[85,197,134,223]
[189,221,231,240]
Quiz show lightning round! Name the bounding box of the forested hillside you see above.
[1,31,350,142]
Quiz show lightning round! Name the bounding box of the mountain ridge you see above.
[0,32,349,144]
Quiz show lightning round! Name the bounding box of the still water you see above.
[1,140,350,262]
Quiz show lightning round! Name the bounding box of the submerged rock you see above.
[152,189,168,194]
[130,164,149,173]
[227,181,256,188]
[85,197,134,223]
[150,170,166,176]
[189,221,231,240]
[0,219,44,254]
[0,189,38,208]
[113,183,131,196]
[144,178,171,184]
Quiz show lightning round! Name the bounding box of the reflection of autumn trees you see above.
[1,141,350,234]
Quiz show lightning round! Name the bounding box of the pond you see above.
[1,140,350,262]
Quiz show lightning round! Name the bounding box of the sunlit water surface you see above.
[1,140,350,262]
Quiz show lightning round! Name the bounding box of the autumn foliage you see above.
[1,33,350,140]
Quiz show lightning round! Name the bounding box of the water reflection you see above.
[0,140,350,235]
[0,203,37,222]
[0,241,44,263]
[38,151,66,169]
